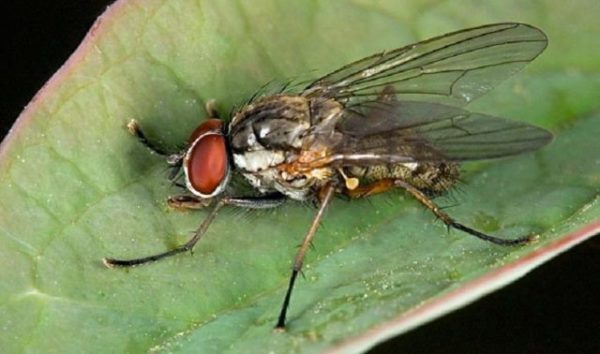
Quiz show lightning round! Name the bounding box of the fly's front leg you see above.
[102,198,227,268]
[275,183,336,330]
[128,119,184,170]
[127,97,222,166]
[127,119,171,157]
[394,179,534,245]
[168,195,212,210]
[102,193,286,268]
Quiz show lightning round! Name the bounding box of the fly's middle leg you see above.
[275,183,336,330]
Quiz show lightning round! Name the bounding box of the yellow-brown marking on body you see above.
[277,146,334,176]
[345,178,395,198]
[338,168,359,190]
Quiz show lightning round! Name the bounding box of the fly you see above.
[102,23,552,330]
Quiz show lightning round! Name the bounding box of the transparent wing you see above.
[304,23,547,107]
[330,100,552,165]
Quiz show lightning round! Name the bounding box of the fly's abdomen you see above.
[349,162,460,195]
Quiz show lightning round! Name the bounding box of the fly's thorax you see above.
[349,161,460,194]
[228,94,343,200]
[230,95,311,151]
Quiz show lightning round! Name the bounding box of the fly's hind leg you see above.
[393,179,534,245]
[343,177,533,245]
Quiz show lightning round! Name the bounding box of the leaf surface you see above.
[1,0,598,353]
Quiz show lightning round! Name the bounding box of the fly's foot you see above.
[126,119,171,156]
[273,326,287,333]
[127,119,141,136]
[525,233,540,244]
[205,99,220,119]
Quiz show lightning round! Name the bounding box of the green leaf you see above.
[1,0,599,353]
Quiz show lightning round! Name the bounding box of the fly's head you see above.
[181,118,231,199]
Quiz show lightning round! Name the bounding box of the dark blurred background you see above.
[3,2,599,353]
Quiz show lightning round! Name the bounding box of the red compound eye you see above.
[184,119,229,197]
[187,119,223,144]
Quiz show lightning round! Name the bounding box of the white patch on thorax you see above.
[246,131,256,146]
[241,170,310,201]
[233,150,285,172]
[258,126,270,138]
